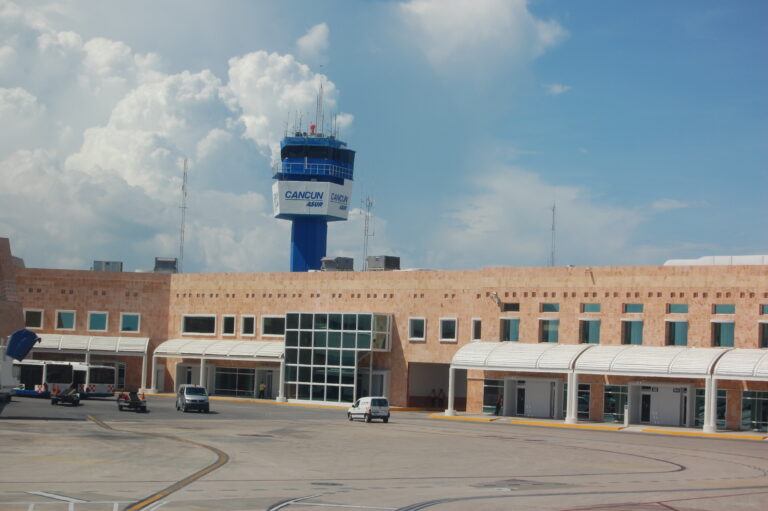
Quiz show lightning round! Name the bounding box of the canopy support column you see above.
[703,377,717,433]
[149,355,157,393]
[140,353,148,392]
[199,358,207,388]
[276,357,287,402]
[565,372,579,424]
[446,366,456,416]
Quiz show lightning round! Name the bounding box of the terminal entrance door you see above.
[641,394,651,423]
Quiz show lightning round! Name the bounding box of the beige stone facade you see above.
[4,236,768,430]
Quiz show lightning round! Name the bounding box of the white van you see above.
[176,384,210,413]
[347,396,390,423]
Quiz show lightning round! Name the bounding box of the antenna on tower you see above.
[550,201,556,267]
[362,195,375,271]
[315,81,324,135]
[179,158,188,273]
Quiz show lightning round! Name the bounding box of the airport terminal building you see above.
[2,238,767,433]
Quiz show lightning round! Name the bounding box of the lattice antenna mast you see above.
[315,81,324,134]
[179,158,188,273]
[550,201,556,267]
[362,196,375,271]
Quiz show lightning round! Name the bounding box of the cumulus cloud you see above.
[544,83,571,95]
[426,166,642,269]
[0,2,355,273]
[296,22,329,64]
[651,199,690,211]
[399,0,566,70]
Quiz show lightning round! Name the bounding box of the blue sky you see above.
[0,0,765,272]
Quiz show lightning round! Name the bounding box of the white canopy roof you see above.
[451,342,591,373]
[155,339,284,361]
[574,345,729,378]
[36,334,149,355]
[713,349,768,381]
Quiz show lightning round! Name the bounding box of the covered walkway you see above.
[448,343,768,432]
[151,339,286,401]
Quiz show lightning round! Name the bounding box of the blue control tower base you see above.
[290,218,328,272]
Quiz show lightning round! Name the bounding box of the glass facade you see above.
[563,383,590,419]
[483,379,504,414]
[284,312,391,404]
[539,320,559,343]
[603,385,628,422]
[580,320,600,344]
[712,322,734,347]
[622,320,643,345]
[741,391,768,432]
[666,321,688,346]
[215,367,255,397]
[500,318,519,342]
[694,389,726,429]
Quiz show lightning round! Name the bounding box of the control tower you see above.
[272,123,355,272]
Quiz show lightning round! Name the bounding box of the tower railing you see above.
[272,161,353,181]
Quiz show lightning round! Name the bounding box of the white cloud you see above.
[426,166,643,269]
[0,2,358,273]
[399,0,566,70]
[544,83,571,95]
[296,22,329,64]
[651,199,690,211]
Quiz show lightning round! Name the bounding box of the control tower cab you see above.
[272,123,355,272]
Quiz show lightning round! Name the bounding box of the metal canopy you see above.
[154,339,284,361]
[451,342,592,373]
[36,334,149,355]
[574,345,729,378]
[713,349,768,381]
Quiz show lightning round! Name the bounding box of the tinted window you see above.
[183,316,216,334]
[372,398,388,407]
[185,387,207,395]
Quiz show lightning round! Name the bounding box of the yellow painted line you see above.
[509,420,625,431]
[144,393,421,412]
[428,413,496,422]
[87,416,230,510]
[641,429,767,441]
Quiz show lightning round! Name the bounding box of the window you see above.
[582,303,600,313]
[712,322,734,347]
[541,303,560,313]
[580,320,601,344]
[88,312,108,332]
[262,316,286,336]
[604,385,628,422]
[624,303,644,313]
[762,305,768,315]
[471,318,482,341]
[119,313,140,333]
[621,320,643,345]
[668,304,688,314]
[761,324,768,348]
[222,315,236,336]
[741,391,768,432]
[182,315,216,335]
[539,319,559,343]
[241,315,256,336]
[56,310,75,330]
[408,318,426,341]
[666,321,688,346]
[24,309,43,329]
[714,304,735,314]
[500,318,519,342]
[439,318,457,342]
[501,302,519,312]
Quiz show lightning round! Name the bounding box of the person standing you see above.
[258,381,266,399]
[437,388,445,408]
[495,395,503,416]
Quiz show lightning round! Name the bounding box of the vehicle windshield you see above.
[185,387,207,395]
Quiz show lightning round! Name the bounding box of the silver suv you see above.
[176,385,210,413]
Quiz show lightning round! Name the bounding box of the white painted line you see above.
[295,503,398,510]
[270,494,323,510]
[26,491,88,503]
[145,500,168,510]
[26,503,34,511]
